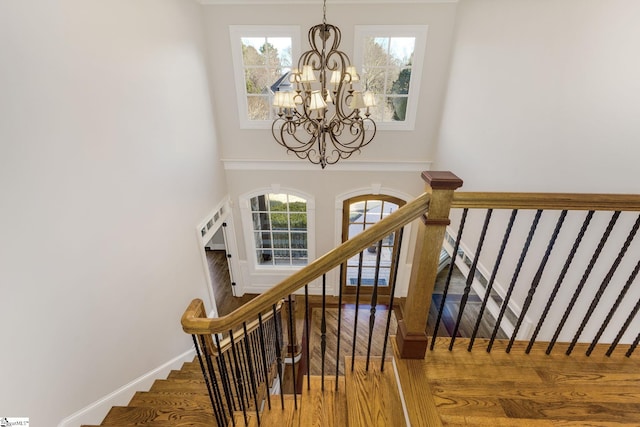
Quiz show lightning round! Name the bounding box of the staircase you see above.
[83,172,640,426]
[83,354,407,427]
[82,334,640,426]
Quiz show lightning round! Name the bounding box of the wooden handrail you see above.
[452,192,640,211]
[182,298,284,355]
[182,191,431,335]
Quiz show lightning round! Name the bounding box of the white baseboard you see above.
[57,348,196,427]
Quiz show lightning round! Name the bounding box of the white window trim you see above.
[229,25,301,129]
[354,25,429,131]
[239,186,316,273]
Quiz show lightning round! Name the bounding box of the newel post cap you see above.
[421,171,463,190]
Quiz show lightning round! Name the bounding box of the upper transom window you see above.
[354,25,428,131]
[229,26,300,129]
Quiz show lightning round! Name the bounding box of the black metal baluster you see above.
[507,210,567,353]
[607,294,640,357]
[251,332,262,384]
[257,312,272,410]
[381,228,404,371]
[224,345,242,411]
[588,259,640,356]
[547,211,621,354]
[304,284,310,391]
[626,331,640,357]
[243,322,261,426]
[567,213,640,355]
[215,334,237,417]
[527,211,594,354]
[237,338,252,402]
[488,209,542,353]
[287,295,298,409]
[272,303,285,410]
[320,275,327,390]
[258,313,271,410]
[335,263,344,389]
[431,208,468,350]
[193,335,225,427]
[366,239,384,370]
[351,250,365,370]
[229,330,248,426]
[451,209,493,350]
[469,210,517,351]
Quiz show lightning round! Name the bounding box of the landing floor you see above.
[394,337,640,426]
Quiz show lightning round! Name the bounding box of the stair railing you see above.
[182,172,466,426]
[432,190,640,357]
[182,170,640,426]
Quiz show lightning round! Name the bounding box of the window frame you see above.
[229,25,301,129]
[240,187,315,272]
[354,25,429,131]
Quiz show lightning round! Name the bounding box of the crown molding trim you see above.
[198,0,457,4]
[222,159,432,172]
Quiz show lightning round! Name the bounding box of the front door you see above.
[340,195,405,295]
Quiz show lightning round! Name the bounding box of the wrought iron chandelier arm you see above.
[270,0,377,168]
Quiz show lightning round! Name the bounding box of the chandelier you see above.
[271,0,376,169]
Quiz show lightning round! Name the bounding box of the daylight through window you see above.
[355,26,428,130]
[250,193,308,267]
[230,26,299,128]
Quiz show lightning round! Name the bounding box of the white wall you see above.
[203,2,458,163]
[435,0,640,345]
[224,167,426,296]
[0,0,227,424]
[435,0,640,193]
[198,2,458,296]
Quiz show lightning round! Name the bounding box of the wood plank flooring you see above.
[394,336,640,426]
[345,356,407,427]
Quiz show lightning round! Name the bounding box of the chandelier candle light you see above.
[271,0,376,169]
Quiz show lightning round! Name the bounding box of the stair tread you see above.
[229,411,259,427]
[260,395,298,427]
[298,375,347,427]
[128,391,212,409]
[101,405,216,426]
[344,356,407,427]
[149,378,208,394]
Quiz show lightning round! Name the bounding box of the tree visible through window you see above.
[363,36,414,122]
[250,193,308,266]
[355,26,428,130]
[230,26,299,128]
[241,37,292,120]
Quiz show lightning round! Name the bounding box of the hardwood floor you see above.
[206,250,258,316]
[428,264,508,340]
[394,337,640,426]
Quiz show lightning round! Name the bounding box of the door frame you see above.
[197,197,242,316]
[340,193,407,296]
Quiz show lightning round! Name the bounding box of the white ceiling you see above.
[197,0,457,4]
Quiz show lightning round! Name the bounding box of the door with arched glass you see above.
[341,195,405,295]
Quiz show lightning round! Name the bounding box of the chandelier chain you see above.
[323,0,327,26]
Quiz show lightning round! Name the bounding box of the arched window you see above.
[248,192,309,267]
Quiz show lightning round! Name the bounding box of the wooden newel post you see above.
[396,171,463,359]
